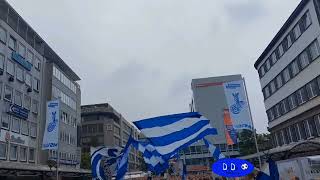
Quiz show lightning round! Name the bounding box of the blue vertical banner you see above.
[42,99,60,150]
[223,80,253,130]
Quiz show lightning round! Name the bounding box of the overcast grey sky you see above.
[8,0,300,133]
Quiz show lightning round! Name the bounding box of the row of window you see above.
[81,124,104,134]
[0,55,40,92]
[185,158,208,166]
[267,75,320,122]
[53,66,77,94]
[52,86,76,111]
[258,11,312,78]
[59,131,76,145]
[61,111,77,128]
[263,39,320,99]
[0,26,41,71]
[272,114,320,147]
[0,142,35,162]
[48,150,77,162]
[1,114,37,138]
[0,83,39,113]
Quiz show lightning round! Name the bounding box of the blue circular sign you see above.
[212,158,254,178]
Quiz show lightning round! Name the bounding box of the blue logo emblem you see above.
[47,111,57,132]
[230,93,246,114]
[212,158,254,177]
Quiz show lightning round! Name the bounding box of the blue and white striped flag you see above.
[133,141,169,174]
[91,147,121,180]
[203,138,225,160]
[133,112,217,160]
[115,136,135,180]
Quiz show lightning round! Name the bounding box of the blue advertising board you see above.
[8,104,29,120]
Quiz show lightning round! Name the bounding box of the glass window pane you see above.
[290,59,300,77]
[293,25,301,40]
[24,95,31,110]
[0,82,2,99]
[276,74,283,89]
[25,73,32,87]
[1,113,10,129]
[0,53,4,70]
[299,50,310,69]
[20,147,27,161]
[0,142,7,160]
[8,36,16,50]
[290,125,299,142]
[288,94,298,110]
[283,68,291,83]
[306,80,319,99]
[309,40,320,60]
[27,50,34,64]
[0,26,6,44]
[270,80,276,94]
[6,59,14,76]
[21,120,28,135]
[29,148,35,162]
[30,123,37,137]
[14,91,22,106]
[9,144,18,161]
[16,66,24,82]
[11,117,20,133]
[299,121,307,140]
[4,85,13,102]
[18,43,26,58]
[308,118,318,137]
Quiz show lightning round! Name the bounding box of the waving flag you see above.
[115,136,135,180]
[90,147,121,180]
[133,140,169,174]
[133,112,217,159]
[203,138,225,160]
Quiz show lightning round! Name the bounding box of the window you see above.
[282,68,291,83]
[0,26,6,44]
[0,82,2,99]
[20,146,27,162]
[269,81,276,94]
[309,40,320,60]
[267,109,275,122]
[259,65,266,77]
[34,56,40,70]
[32,100,38,114]
[16,66,24,82]
[4,85,13,102]
[18,43,26,58]
[30,123,37,137]
[29,148,35,162]
[33,78,40,92]
[290,59,300,77]
[263,86,270,99]
[98,124,103,132]
[290,125,299,142]
[298,121,308,140]
[296,87,308,105]
[308,118,319,137]
[6,59,14,76]
[271,52,277,64]
[298,50,310,69]
[21,120,28,135]
[283,129,291,144]
[26,50,34,63]
[315,115,320,136]
[280,99,289,115]
[1,113,10,129]
[265,59,271,70]
[25,73,32,87]
[306,80,319,99]
[0,54,4,70]
[0,142,7,160]
[293,24,301,40]
[24,95,31,110]
[299,11,312,32]
[275,75,283,89]
[288,94,298,110]
[14,91,22,106]
[274,104,281,118]
[11,117,20,133]
[276,131,283,146]
[8,36,16,51]
[9,144,18,161]
[278,45,284,57]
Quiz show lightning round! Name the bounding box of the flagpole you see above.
[242,77,262,169]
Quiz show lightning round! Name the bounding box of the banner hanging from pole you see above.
[42,99,60,150]
[223,80,253,130]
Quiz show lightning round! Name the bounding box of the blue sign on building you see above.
[11,52,32,71]
[8,104,29,120]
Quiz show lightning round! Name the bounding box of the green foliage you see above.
[81,152,91,169]
[238,130,272,156]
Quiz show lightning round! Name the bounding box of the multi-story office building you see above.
[80,103,142,171]
[182,75,242,169]
[0,0,84,178]
[254,0,320,149]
